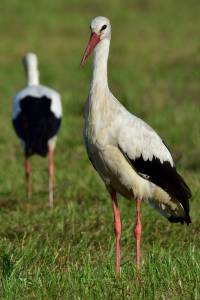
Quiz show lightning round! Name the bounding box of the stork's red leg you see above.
[25,156,31,199]
[134,196,142,272]
[48,148,54,208]
[111,191,122,277]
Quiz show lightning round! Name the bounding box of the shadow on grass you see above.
[0,198,19,211]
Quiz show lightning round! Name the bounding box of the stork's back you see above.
[13,95,61,156]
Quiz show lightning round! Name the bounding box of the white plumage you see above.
[81,16,191,276]
[13,85,62,119]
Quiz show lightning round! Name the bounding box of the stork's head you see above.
[22,53,39,85]
[81,16,111,67]
[22,53,38,72]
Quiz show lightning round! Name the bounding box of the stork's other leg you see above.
[25,156,31,199]
[48,148,54,208]
[134,196,142,272]
[111,191,122,277]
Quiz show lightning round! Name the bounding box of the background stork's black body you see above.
[13,95,61,157]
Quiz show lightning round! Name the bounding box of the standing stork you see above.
[81,16,191,277]
[12,53,62,207]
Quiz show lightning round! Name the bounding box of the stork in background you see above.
[81,16,191,277]
[12,53,62,207]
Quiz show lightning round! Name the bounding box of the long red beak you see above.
[81,32,100,67]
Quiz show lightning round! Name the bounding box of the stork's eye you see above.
[101,24,107,31]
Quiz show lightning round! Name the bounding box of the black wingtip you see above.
[168,215,192,225]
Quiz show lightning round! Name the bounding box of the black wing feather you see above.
[119,146,192,225]
[13,96,61,157]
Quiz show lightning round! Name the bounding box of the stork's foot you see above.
[48,181,54,208]
[26,181,32,200]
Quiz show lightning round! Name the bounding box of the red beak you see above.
[81,32,101,67]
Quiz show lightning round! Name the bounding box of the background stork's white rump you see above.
[81,16,191,277]
[12,53,62,207]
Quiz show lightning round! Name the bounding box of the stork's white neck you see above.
[25,65,40,86]
[91,38,110,92]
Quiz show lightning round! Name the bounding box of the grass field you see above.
[0,0,200,299]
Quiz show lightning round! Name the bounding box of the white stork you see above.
[12,53,62,207]
[81,16,191,277]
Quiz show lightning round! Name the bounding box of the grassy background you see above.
[0,0,200,299]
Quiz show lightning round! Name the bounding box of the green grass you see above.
[0,0,200,298]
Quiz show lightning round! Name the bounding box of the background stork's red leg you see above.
[134,196,142,272]
[48,148,54,208]
[111,191,122,277]
[25,156,31,199]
